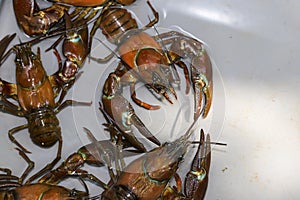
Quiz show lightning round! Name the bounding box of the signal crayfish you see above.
[0,34,91,184]
[12,0,139,91]
[89,1,213,152]
[92,118,214,200]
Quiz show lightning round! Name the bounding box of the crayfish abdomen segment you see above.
[100,7,138,44]
[27,108,61,147]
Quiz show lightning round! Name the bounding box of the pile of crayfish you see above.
[0,0,222,199]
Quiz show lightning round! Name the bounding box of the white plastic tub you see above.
[0,0,299,199]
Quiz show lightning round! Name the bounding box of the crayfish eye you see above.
[30,52,36,60]
[15,57,21,63]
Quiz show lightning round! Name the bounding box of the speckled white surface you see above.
[0,0,299,199]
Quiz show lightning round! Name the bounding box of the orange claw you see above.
[101,72,161,152]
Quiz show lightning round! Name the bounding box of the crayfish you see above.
[0,34,91,184]
[90,1,213,152]
[94,118,212,200]
[49,11,91,88]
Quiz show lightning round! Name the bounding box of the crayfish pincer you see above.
[0,34,91,183]
[13,0,69,36]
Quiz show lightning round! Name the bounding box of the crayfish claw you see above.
[193,78,203,120]
[202,83,213,118]
[191,48,213,120]
[131,113,161,146]
[120,130,148,152]
[184,129,211,199]
[193,76,213,120]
